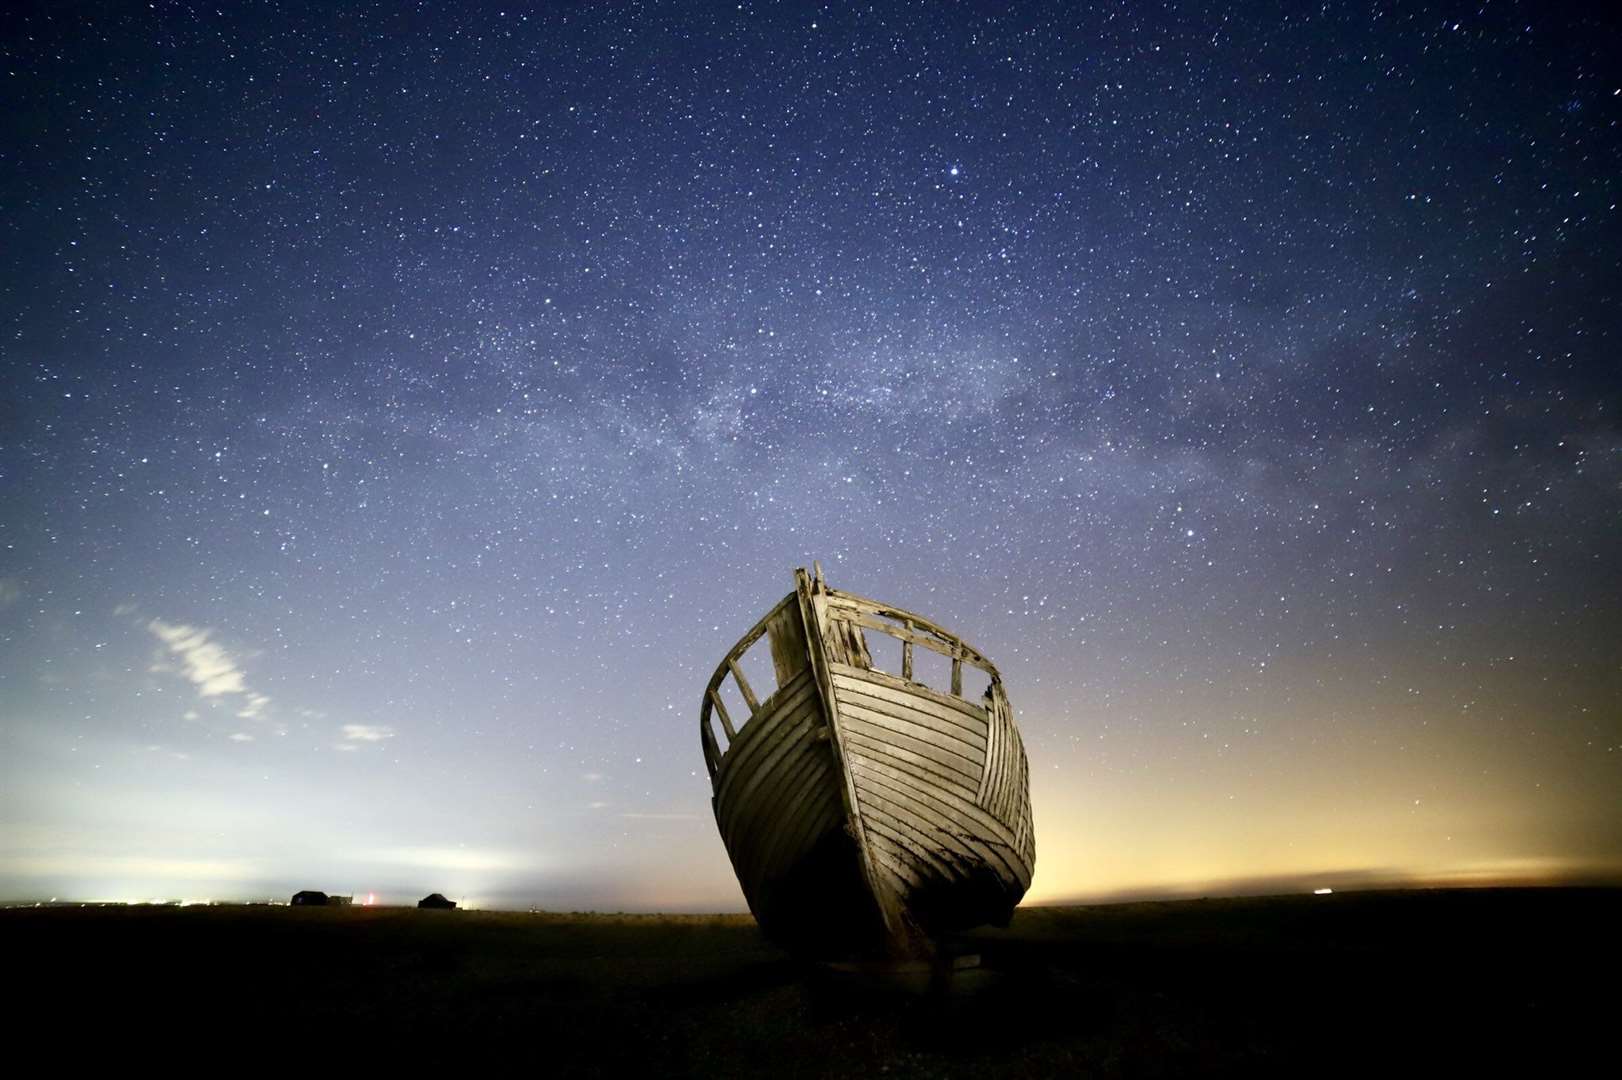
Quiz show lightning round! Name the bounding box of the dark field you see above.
[7,888,1614,1075]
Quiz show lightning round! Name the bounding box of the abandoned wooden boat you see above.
[700,565,1035,958]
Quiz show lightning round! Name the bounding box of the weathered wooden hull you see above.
[702,567,1035,957]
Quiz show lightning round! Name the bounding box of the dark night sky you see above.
[2,1,1618,908]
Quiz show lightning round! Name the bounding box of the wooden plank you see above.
[864,828,939,893]
[850,770,1020,885]
[951,657,962,697]
[848,754,1027,866]
[994,700,1023,821]
[716,691,807,808]
[843,745,979,820]
[752,771,839,880]
[994,745,1032,838]
[978,689,1002,806]
[868,855,919,899]
[864,855,914,908]
[739,759,837,895]
[728,729,832,863]
[1015,788,1035,864]
[831,664,989,728]
[861,800,977,890]
[752,665,814,719]
[722,739,806,855]
[840,619,873,668]
[832,683,988,753]
[978,688,1031,829]
[715,672,817,796]
[840,664,989,724]
[708,688,736,741]
[856,779,1030,893]
[823,589,996,671]
[754,779,842,891]
[849,745,1012,843]
[852,759,984,844]
[837,715,983,784]
[716,694,818,815]
[766,604,809,686]
[901,634,913,681]
[869,817,953,882]
[718,703,821,828]
[836,697,985,768]
[847,611,963,664]
[840,727,983,801]
[836,684,986,752]
[831,673,989,741]
[836,699,985,770]
[843,739,983,816]
[727,657,761,715]
[729,742,830,888]
[822,622,846,664]
[862,806,968,883]
[721,716,824,843]
[701,719,721,781]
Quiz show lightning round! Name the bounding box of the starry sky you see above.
[3,2,1619,910]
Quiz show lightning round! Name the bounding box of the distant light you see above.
[1313,887,1334,895]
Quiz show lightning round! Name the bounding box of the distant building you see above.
[291,890,329,906]
[328,895,353,906]
[418,893,457,910]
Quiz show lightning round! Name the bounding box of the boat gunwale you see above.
[820,588,1000,678]
[700,591,798,780]
[700,577,1003,783]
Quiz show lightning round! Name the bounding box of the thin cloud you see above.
[147,619,279,733]
[236,694,270,721]
[148,619,249,698]
[340,724,395,743]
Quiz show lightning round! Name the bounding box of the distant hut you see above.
[327,895,353,906]
[291,890,329,906]
[418,893,457,910]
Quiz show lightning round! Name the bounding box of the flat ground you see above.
[6,888,1614,1075]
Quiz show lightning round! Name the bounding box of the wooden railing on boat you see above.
[700,574,1002,784]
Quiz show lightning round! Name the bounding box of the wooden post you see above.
[727,658,760,716]
[708,687,736,740]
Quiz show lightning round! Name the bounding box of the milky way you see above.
[3,2,1618,907]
